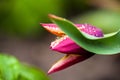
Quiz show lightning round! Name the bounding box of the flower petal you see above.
[40,23,103,37]
[50,36,90,55]
[40,23,65,36]
[48,53,93,74]
[76,24,103,37]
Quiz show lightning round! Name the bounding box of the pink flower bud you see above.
[41,21,103,74]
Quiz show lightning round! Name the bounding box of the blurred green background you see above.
[0,0,120,80]
[0,0,64,37]
[1,0,120,38]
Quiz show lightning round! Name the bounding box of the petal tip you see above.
[48,14,63,20]
[47,63,60,74]
[40,23,65,36]
[47,68,56,75]
[47,54,94,74]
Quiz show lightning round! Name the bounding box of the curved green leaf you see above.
[0,54,50,80]
[18,64,50,80]
[49,15,120,55]
[0,54,21,80]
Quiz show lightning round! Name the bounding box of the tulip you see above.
[41,22,103,74]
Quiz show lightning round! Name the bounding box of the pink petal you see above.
[48,53,93,74]
[50,36,90,55]
[40,23,103,37]
[76,24,103,37]
[40,23,65,36]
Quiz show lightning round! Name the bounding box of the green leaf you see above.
[49,15,120,55]
[0,54,21,80]
[18,64,50,80]
[0,54,50,80]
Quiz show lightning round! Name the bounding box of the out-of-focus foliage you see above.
[0,54,50,80]
[75,10,120,34]
[63,0,88,17]
[0,54,20,80]
[0,0,120,37]
[0,0,64,37]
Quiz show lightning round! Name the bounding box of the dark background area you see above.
[1,0,120,80]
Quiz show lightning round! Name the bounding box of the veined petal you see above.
[40,23,65,36]
[76,24,103,37]
[40,23,103,37]
[48,53,93,74]
[50,36,90,55]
